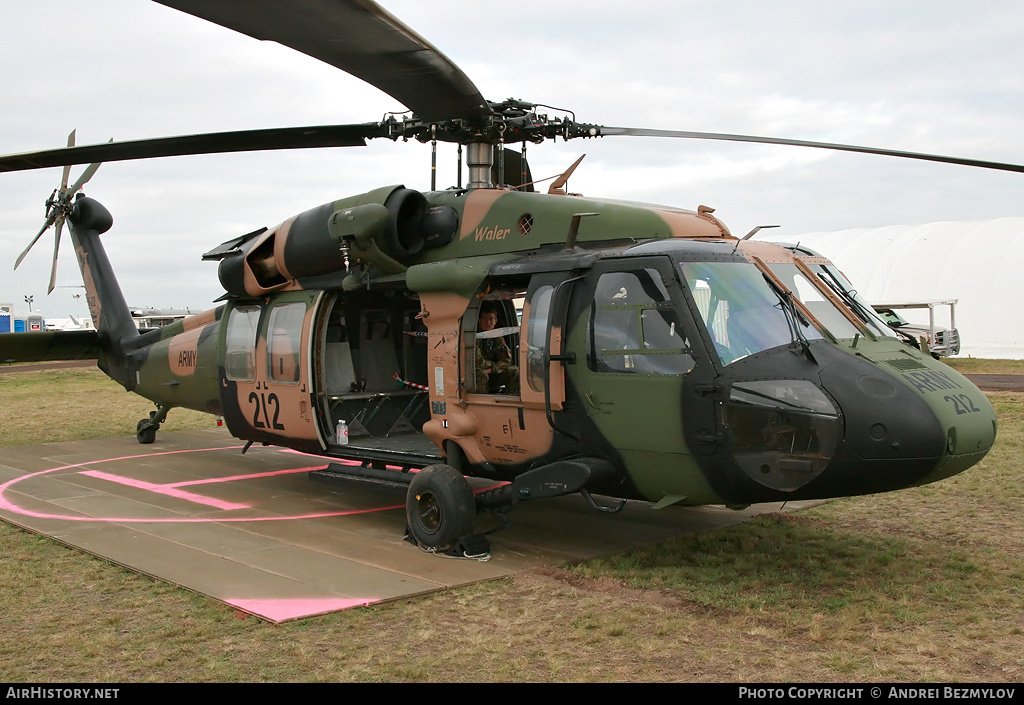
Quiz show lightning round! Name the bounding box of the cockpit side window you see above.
[525,285,553,391]
[588,268,694,375]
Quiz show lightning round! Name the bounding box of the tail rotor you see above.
[14,130,108,293]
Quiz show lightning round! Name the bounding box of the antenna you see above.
[548,155,586,195]
[565,212,599,250]
[741,225,781,240]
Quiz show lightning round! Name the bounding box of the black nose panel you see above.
[704,343,948,505]
[819,363,945,462]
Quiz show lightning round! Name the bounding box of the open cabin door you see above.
[310,291,438,465]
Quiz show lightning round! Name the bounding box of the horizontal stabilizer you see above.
[0,330,101,363]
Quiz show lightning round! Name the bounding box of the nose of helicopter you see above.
[721,346,996,500]
[818,355,997,495]
[817,361,975,495]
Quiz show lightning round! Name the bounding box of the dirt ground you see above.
[0,360,96,374]
[962,374,1024,392]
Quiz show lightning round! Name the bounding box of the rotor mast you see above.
[393,99,602,190]
[465,143,494,189]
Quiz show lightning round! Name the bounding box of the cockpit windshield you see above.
[681,261,823,366]
[805,262,897,339]
[773,245,897,339]
[765,262,863,339]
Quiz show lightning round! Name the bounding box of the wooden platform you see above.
[0,428,818,622]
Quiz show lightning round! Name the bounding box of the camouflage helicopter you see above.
[0,0,1013,554]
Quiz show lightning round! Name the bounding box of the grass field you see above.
[945,357,1024,375]
[0,364,1022,682]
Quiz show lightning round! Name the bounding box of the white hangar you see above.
[760,218,1024,359]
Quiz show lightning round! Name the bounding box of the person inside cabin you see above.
[476,305,519,394]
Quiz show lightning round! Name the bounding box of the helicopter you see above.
[0,0,1013,554]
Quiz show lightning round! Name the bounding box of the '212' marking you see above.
[249,392,285,430]
[944,394,981,415]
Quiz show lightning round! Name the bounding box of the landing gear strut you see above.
[136,405,170,444]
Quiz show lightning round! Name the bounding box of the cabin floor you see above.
[327,429,443,467]
[0,427,821,623]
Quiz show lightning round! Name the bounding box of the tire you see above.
[406,464,475,551]
[136,419,157,445]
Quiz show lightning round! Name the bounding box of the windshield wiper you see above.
[817,271,888,336]
[762,274,817,364]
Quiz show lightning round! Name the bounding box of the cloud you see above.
[2,0,1024,314]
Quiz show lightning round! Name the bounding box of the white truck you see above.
[871,299,960,358]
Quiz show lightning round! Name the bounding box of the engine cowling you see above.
[217,186,458,298]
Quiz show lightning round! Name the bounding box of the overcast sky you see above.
[3,0,1024,316]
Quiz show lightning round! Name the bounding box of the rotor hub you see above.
[387,99,603,147]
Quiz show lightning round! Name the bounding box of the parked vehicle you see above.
[871,300,960,357]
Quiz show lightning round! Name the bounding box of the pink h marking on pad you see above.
[80,470,251,511]
[77,464,329,511]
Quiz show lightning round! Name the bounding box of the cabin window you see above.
[525,285,554,392]
[267,302,306,383]
[588,269,694,374]
[471,292,523,395]
[224,305,261,381]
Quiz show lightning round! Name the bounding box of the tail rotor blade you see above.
[13,135,101,274]
[60,164,72,194]
[69,161,101,194]
[60,130,76,192]
[15,217,55,270]
[68,144,109,194]
[48,219,63,294]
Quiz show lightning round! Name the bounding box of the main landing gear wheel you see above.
[406,464,476,551]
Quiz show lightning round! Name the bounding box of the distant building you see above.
[46,316,95,331]
[1,304,197,333]
[130,307,198,330]
[0,304,45,333]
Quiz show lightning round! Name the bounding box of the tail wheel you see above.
[136,419,157,444]
[406,464,475,551]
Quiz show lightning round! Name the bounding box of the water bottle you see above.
[336,419,349,445]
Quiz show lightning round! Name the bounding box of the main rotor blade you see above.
[600,126,1024,174]
[155,0,491,124]
[0,123,385,173]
